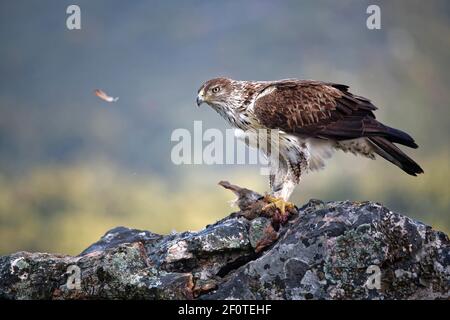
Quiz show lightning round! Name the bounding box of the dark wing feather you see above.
[253,80,417,148]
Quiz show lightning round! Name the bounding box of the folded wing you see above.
[253,80,423,176]
[253,80,417,148]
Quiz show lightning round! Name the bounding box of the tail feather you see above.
[369,137,424,176]
[382,125,418,149]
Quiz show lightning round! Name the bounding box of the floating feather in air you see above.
[94,89,119,103]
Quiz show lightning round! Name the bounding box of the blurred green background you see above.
[0,0,449,255]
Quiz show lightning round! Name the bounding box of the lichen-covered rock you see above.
[1,242,195,300]
[204,200,449,300]
[0,197,449,300]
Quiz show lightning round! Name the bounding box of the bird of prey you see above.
[196,77,423,212]
[94,89,119,103]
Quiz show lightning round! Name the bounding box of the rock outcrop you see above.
[0,183,448,300]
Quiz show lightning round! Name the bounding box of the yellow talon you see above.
[262,195,295,215]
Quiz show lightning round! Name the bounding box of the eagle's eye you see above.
[211,86,220,93]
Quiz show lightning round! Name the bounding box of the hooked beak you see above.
[196,87,206,107]
[196,94,204,107]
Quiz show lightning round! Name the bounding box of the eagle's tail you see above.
[380,125,418,148]
[369,136,424,176]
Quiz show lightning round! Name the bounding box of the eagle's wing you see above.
[253,80,416,147]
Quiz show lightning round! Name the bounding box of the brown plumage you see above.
[197,77,423,200]
[253,80,423,176]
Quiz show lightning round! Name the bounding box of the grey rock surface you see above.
[1,196,449,300]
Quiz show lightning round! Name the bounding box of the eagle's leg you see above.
[262,159,297,222]
[272,179,296,201]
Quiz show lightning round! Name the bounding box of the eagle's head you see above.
[196,77,236,109]
[196,77,260,128]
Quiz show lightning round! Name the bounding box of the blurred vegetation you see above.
[0,161,270,254]
[0,150,448,255]
[0,1,449,255]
